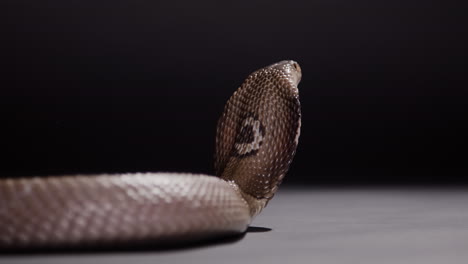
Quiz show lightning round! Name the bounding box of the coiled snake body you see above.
[0,61,302,248]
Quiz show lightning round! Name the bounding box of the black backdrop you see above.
[1,0,467,184]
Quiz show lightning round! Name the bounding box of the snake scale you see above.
[0,60,302,249]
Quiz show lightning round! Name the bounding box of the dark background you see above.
[1,0,467,185]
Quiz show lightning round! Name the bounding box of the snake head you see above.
[267,60,302,87]
[215,60,302,216]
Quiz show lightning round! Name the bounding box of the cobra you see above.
[0,60,302,248]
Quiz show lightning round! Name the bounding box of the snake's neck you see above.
[226,180,268,218]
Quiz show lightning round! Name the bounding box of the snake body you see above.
[0,60,302,248]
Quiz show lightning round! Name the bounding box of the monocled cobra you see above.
[0,60,302,249]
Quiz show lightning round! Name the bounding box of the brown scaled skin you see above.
[215,60,302,214]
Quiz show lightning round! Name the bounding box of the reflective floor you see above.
[2,187,468,264]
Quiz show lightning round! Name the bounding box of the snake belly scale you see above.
[0,60,302,248]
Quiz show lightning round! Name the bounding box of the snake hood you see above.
[215,60,302,216]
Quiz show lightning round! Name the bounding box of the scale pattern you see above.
[0,174,249,248]
[215,61,301,201]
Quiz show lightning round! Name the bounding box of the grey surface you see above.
[2,188,468,264]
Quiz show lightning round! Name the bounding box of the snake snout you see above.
[289,61,302,86]
[269,60,302,86]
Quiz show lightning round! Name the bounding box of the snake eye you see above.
[292,62,301,73]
